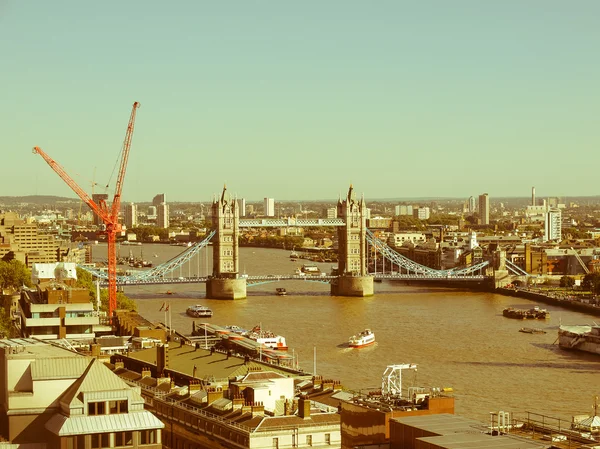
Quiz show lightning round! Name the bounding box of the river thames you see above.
[107,243,600,424]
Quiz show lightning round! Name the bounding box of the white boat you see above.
[558,325,600,355]
[349,329,375,348]
[301,264,320,274]
[245,325,288,350]
[186,305,213,318]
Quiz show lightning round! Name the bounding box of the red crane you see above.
[33,101,140,319]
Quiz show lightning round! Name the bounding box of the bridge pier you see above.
[331,275,374,297]
[206,277,247,300]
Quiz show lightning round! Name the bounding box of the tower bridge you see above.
[87,185,494,298]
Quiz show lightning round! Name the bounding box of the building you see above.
[340,364,455,449]
[264,198,275,217]
[0,338,164,448]
[124,202,137,229]
[416,207,430,220]
[91,193,109,226]
[156,202,169,229]
[326,207,337,219]
[479,193,489,225]
[19,263,99,342]
[108,340,342,449]
[152,193,166,207]
[468,196,476,213]
[238,198,247,217]
[395,205,413,216]
[544,208,562,242]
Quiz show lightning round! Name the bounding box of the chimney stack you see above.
[532,186,536,206]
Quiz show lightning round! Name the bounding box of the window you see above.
[272,438,279,449]
[115,431,133,447]
[109,400,128,414]
[88,401,105,415]
[306,435,312,446]
[325,433,331,445]
[91,433,109,448]
[140,430,157,445]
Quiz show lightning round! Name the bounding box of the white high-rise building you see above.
[326,207,337,219]
[238,198,246,217]
[264,198,275,217]
[124,202,137,228]
[544,208,562,242]
[468,196,476,213]
[395,205,413,216]
[157,202,169,229]
[479,193,489,225]
[416,207,430,220]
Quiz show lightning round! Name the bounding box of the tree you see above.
[75,267,137,313]
[0,260,32,291]
[582,273,600,295]
[559,276,575,289]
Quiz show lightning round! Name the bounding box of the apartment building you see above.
[0,338,164,448]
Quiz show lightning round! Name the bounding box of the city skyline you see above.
[2,1,599,201]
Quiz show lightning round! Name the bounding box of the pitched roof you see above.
[31,357,90,381]
[45,410,164,436]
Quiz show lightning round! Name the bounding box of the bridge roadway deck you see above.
[105,273,486,287]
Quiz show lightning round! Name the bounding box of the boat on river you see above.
[186,305,213,318]
[503,306,549,320]
[301,264,320,274]
[349,329,375,348]
[276,288,287,296]
[558,324,600,355]
[245,325,288,350]
[519,327,547,334]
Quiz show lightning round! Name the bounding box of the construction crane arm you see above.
[111,101,140,220]
[32,146,111,223]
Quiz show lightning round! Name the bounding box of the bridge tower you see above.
[331,185,373,297]
[206,185,247,299]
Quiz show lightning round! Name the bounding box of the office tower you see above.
[544,208,562,242]
[147,206,157,217]
[326,207,337,219]
[246,204,254,215]
[152,193,166,207]
[264,198,275,217]
[157,202,169,228]
[91,193,109,225]
[532,187,536,206]
[238,198,246,217]
[124,202,137,228]
[478,193,489,225]
[468,196,476,213]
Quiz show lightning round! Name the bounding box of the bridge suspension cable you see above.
[366,229,489,277]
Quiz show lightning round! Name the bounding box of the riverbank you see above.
[496,287,600,317]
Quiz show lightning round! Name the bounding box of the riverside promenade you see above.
[497,286,600,317]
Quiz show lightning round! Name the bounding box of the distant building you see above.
[415,207,430,220]
[91,193,109,226]
[147,205,157,217]
[152,193,166,207]
[238,198,247,217]
[157,202,169,229]
[468,196,476,213]
[478,193,489,225]
[544,208,562,242]
[327,207,338,219]
[124,202,137,228]
[264,197,275,217]
[395,205,413,216]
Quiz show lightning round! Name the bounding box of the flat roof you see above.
[417,433,546,449]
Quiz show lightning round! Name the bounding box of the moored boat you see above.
[558,324,600,355]
[503,306,549,320]
[349,329,375,348]
[245,325,288,350]
[276,288,287,296]
[186,305,213,318]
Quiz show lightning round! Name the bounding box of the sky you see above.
[1,1,599,203]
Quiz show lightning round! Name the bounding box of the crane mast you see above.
[33,101,140,321]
